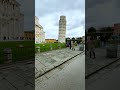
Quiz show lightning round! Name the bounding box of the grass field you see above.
[0,41,34,48]
[0,41,34,63]
[35,43,66,53]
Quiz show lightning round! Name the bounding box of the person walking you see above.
[72,41,75,51]
[69,41,72,49]
[87,37,96,59]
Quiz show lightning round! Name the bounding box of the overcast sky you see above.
[35,0,85,39]
[17,0,120,37]
[17,0,35,31]
[86,0,120,29]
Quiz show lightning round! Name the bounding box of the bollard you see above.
[36,46,40,53]
[50,45,53,50]
[58,44,61,49]
[3,48,12,63]
[19,44,24,48]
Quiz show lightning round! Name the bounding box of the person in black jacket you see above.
[69,41,71,49]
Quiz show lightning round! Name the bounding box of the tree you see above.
[66,37,70,43]
[72,37,75,40]
[88,27,96,33]
[77,37,82,43]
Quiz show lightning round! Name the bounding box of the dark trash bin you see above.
[106,45,118,58]
[79,44,84,51]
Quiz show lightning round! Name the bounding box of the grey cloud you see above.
[86,0,111,9]
[86,0,120,29]
[68,19,84,30]
[36,0,84,16]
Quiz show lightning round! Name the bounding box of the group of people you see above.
[86,36,96,59]
[66,41,76,51]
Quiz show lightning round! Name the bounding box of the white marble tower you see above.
[58,16,66,43]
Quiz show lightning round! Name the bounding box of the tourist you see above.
[69,41,71,49]
[87,37,96,59]
[72,41,75,51]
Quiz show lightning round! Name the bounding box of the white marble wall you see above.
[35,16,45,44]
[0,0,24,41]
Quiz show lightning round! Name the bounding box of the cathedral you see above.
[0,0,24,41]
[35,16,45,44]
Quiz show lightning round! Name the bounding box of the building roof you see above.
[45,39,56,40]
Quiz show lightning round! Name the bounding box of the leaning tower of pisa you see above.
[58,16,66,43]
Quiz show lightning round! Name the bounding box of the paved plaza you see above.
[86,45,120,89]
[36,53,85,90]
[0,46,84,90]
[86,45,120,77]
[0,59,34,90]
[86,57,120,90]
[35,46,84,78]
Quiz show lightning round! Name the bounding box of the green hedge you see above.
[35,43,66,53]
[0,41,34,63]
[0,41,34,48]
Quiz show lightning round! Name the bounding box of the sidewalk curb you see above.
[86,57,120,79]
[35,51,85,79]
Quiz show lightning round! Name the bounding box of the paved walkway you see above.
[86,60,120,90]
[36,54,85,90]
[35,46,84,78]
[86,45,120,77]
[0,59,34,90]
[0,46,84,90]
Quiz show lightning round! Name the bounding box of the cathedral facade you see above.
[0,0,24,41]
[35,16,45,44]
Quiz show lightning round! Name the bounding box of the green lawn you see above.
[0,41,34,63]
[0,41,34,48]
[35,43,66,53]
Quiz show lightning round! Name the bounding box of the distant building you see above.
[35,16,45,44]
[58,16,66,43]
[45,39,57,43]
[24,31,34,40]
[113,23,120,36]
[96,27,114,36]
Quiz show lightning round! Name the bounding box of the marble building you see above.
[35,16,45,44]
[58,16,66,43]
[0,0,24,41]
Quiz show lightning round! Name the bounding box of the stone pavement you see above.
[0,59,34,90]
[86,45,120,77]
[35,53,85,90]
[86,60,120,90]
[35,46,84,79]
